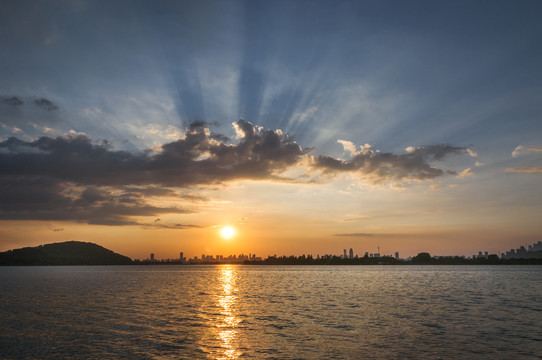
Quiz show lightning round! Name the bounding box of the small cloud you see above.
[467,149,478,157]
[505,167,542,173]
[1,96,24,106]
[430,184,440,190]
[337,139,358,156]
[154,218,161,222]
[180,194,209,202]
[475,161,484,167]
[151,144,162,152]
[512,146,524,157]
[154,223,203,229]
[405,146,416,153]
[334,233,375,237]
[457,168,473,178]
[512,145,542,157]
[237,217,248,224]
[34,98,58,111]
[52,228,64,232]
[66,129,87,137]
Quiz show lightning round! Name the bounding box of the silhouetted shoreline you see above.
[134,256,542,266]
[2,241,542,266]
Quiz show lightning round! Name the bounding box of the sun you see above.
[220,226,236,240]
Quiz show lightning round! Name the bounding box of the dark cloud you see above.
[78,187,108,204]
[1,96,23,106]
[152,223,203,230]
[34,98,58,111]
[314,144,467,182]
[179,194,209,202]
[0,176,192,225]
[0,120,305,187]
[0,120,470,224]
[121,186,177,197]
[52,228,64,232]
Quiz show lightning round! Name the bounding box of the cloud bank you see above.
[0,120,304,187]
[0,120,470,224]
[314,142,469,182]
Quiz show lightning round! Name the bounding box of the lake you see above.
[1,265,541,359]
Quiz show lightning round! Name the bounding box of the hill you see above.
[0,241,133,265]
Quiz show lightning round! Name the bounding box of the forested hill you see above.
[0,241,133,265]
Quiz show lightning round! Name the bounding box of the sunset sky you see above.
[1,0,541,259]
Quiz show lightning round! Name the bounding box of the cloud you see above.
[466,149,478,157]
[505,168,542,173]
[0,177,193,225]
[512,145,542,157]
[338,139,373,157]
[1,96,24,106]
[0,121,468,187]
[121,186,177,197]
[34,98,58,111]
[0,120,473,224]
[1,95,57,110]
[313,144,468,182]
[457,168,473,178]
[0,120,305,187]
[334,233,375,237]
[52,228,64,232]
[152,223,203,229]
[337,139,358,156]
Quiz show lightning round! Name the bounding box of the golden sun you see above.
[220,226,236,240]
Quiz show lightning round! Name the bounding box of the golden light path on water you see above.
[216,265,241,360]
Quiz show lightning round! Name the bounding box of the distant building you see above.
[395,252,399,259]
[501,241,542,259]
[150,253,155,261]
[343,249,347,259]
[349,248,353,259]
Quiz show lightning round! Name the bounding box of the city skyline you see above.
[1,0,541,259]
[136,240,542,263]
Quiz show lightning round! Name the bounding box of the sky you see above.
[1,0,541,259]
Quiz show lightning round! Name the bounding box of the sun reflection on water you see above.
[216,265,241,360]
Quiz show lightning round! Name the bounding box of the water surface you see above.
[1,265,541,359]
